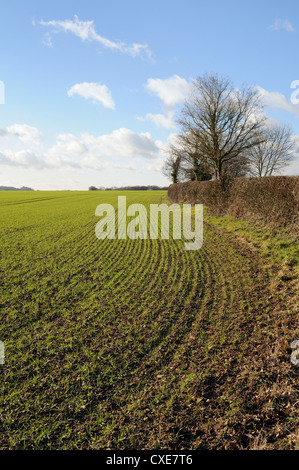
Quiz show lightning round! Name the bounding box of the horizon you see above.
[0,184,170,191]
[1,0,299,190]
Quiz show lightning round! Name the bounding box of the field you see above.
[0,190,298,450]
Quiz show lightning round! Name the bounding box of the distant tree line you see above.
[163,73,295,185]
[89,185,169,191]
[0,186,34,191]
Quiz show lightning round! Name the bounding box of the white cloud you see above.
[40,15,94,41]
[106,162,138,172]
[145,75,192,109]
[0,148,81,170]
[81,128,160,168]
[269,19,294,32]
[0,124,42,145]
[67,82,115,109]
[0,150,45,169]
[139,75,192,129]
[256,86,299,116]
[50,133,87,155]
[44,134,86,168]
[138,111,176,129]
[0,126,162,171]
[38,15,152,59]
[0,133,83,170]
[145,158,165,173]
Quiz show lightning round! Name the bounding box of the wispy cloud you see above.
[37,14,153,59]
[67,82,115,109]
[269,18,295,32]
[42,32,53,48]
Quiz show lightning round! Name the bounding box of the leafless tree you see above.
[177,73,265,180]
[247,123,294,177]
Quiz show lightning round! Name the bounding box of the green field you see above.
[0,191,298,450]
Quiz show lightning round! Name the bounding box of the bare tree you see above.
[177,73,265,180]
[248,123,294,177]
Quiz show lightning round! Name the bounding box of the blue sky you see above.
[0,0,299,190]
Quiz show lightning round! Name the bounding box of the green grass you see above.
[0,191,298,450]
[205,210,299,278]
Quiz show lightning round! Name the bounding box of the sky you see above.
[0,0,299,190]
